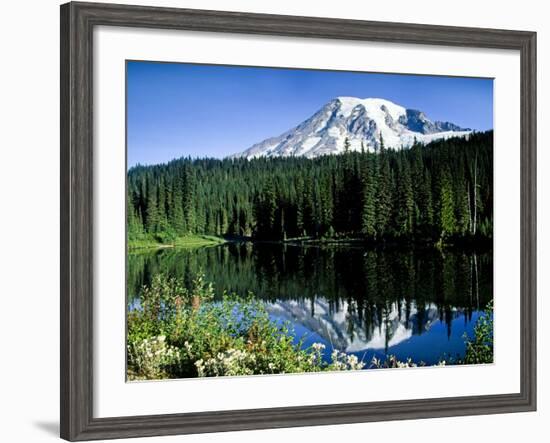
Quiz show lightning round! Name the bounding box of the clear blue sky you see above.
[127,60,493,167]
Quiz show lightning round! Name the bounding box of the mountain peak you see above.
[231,96,471,159]
[335,96,405,113]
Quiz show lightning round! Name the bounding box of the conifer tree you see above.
[375,135,392,237]
[344,137,351,153]
[170,173,185,234]
[145,176,159,233]
[438,167,456,238]
[182,165,196,233]
[393,154,414,236]
[361,154,376,237]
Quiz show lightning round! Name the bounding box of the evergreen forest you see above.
[127,131,493,245]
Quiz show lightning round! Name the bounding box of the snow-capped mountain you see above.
[231,97,471,159]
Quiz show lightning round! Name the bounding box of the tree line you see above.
[127,131,493,243]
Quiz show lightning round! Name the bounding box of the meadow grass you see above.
[128,234,226,251]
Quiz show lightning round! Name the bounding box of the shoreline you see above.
[128,233,493,253]
[128,234,227,251]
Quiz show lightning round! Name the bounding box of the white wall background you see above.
[0,1,546,442]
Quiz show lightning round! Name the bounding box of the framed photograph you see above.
[60,1,536,440]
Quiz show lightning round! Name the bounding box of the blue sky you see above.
[127,61,493,167]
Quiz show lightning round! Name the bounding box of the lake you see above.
[128,242,493,366]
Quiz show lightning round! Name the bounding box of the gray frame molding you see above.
[60,2,537,441]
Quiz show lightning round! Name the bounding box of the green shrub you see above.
[127,335,184,380]
[463,301,493,364]
[127,274,365,379]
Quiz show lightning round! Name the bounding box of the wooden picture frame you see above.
[60,1,536,440]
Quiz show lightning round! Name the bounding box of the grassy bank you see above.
[127,274,493,380]
[128,234,226,250]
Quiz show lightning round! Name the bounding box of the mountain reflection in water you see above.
[266,298,481,365]
[128,242,492,366]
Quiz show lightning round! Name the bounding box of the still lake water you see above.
[128,242,493,366]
